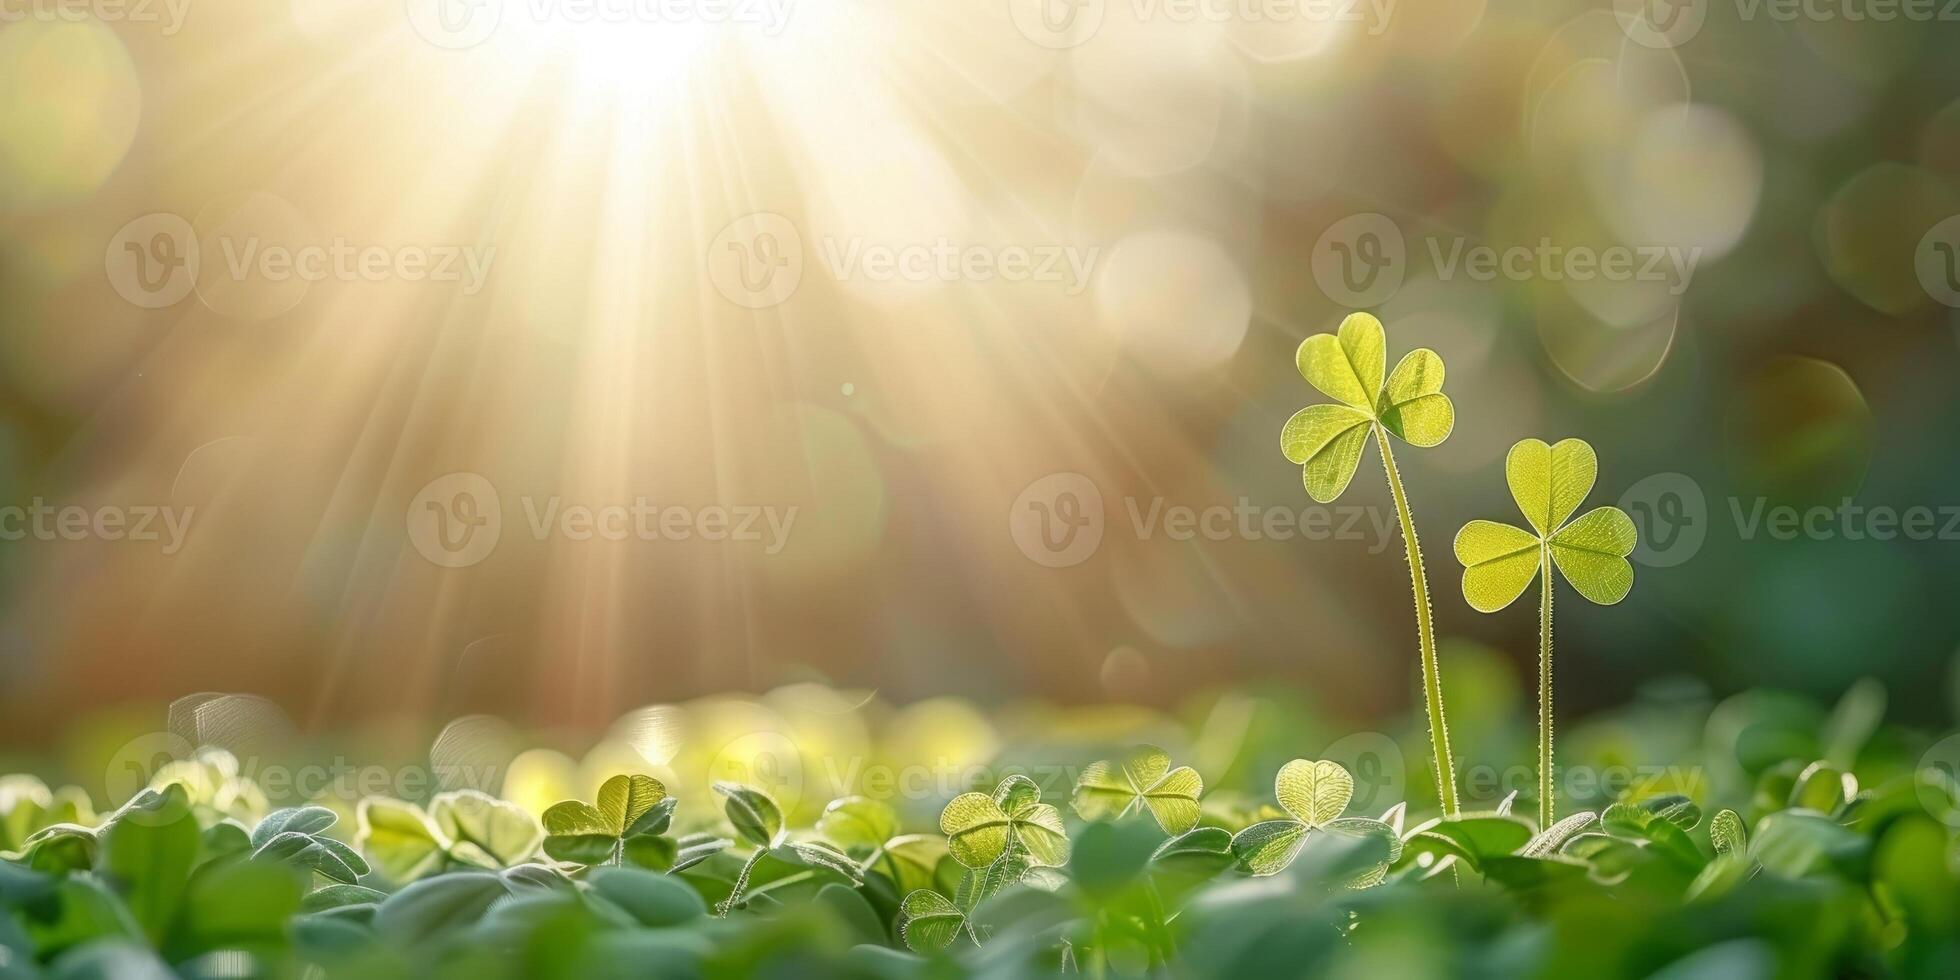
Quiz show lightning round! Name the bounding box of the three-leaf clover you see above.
[358,790,542,882]
[1454,437,1637,828]
[1071,745,1204,834]
[1454,438,1637,613]
[1281,311,1463,817]
[1230,760,1397,881]
[941,774,1070,870]
[1281,311,1453,503]
[540,774,678,869]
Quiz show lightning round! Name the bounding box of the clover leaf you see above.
[252,804,370,884]
[818,795,945,894]
[942,774,1069,869]
[541,775,676,868]
[710,782,862,917]
[1455,437,1638,828]
[1071,745,1204,834]
[358,790,542,882]
[1229,759,1396,880]
[1281,311,1464,819]
[1282,312,1455,503]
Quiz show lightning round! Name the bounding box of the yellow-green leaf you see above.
[1229,819,1309,876]
[1379,348,1454,447]
[817,796,899,854]
[1296,312,1385,410]
[899,889,966,953]
[1070,759,1138,823]
[1275,759,1353,828]
[1550,506,1636,605]
[1142,767,1204,835]
[357,797,446,882]
[1506,438,1596,535]
[1012,803,1071,868]
[430,790,540,867]
[940,793,1012,870]
[1455,520,1543,613]
[1070,745,1204,834]
[1305,420,1372,504]
[1281,404,1372,504]
[597,775,666,837]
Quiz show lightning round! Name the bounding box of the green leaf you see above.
[357,796,446,882]
[1230,819,1309,876]
[671,833,731,872]
[714,782,786,849]
[1454,520,1543,613]
[1709,809,1747,856]
[168,856,305,960]
[1750,810,1865,878]
[1549,506,1637,605]
[955,844,1032,912]
[22,824,98,874]
[1297,311,1385,410]
[1378,348,1453,447]
[1275,759,1353,828]
[940,793,1012,870]
[1506,437,1597,536]
[778,840,866,885]
[430,790,541,867]
[597,775,667,837]
[373,872,510,944]
[898,889,966,953]
[99,783,198,942]
[1521,811,1598,858]
[873,834,948,894]
[540,800,618,865]
[816,796,899,853]
[1150,826,1235,876]
[587,866,706,926]
[300,883,387,913]
[249,805,337,851]
[1410,814,1535,873]
[1789,763,1852,814]
[1005,805,1071,869]
[1640,795,1703,833]
[1600,802,1652,839]
[1280,405,1373,503]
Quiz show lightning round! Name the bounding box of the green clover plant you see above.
[900,775,1070,952]
[358,790,542,882]
[1282,311,1461,816]
[1454,437,1637,828]
[1228,759,1399,883]
[1071,745,1203,834]
[711,781,861,917]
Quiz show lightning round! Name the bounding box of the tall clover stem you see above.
[1538,544,1555,829]
[1373,427,1459,816]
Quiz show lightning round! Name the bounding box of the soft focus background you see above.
[3,0,1960,785]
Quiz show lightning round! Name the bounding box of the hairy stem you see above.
[718,848,766,918]
[1374,427,1459,816]
[1538,544,1555,830]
